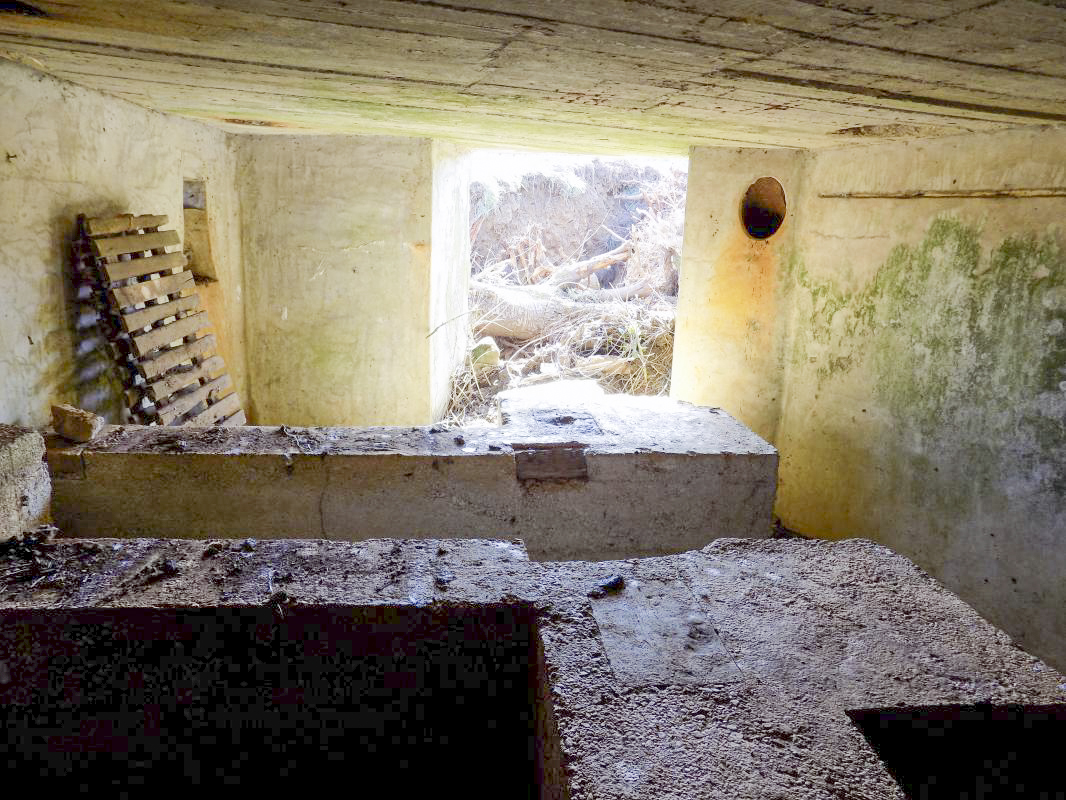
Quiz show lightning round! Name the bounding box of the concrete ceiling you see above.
[2,0,1066,153]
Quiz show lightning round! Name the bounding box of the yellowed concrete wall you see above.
[672,147,807,443]
[0,61,247,427]
[237,134,464,427]
[429,142,470,421]
[675,126,1066,670]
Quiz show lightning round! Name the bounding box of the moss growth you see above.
[788,218,1066,496]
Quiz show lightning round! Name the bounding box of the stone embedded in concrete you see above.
[46,394,777,560]
[0,536,1062,797]
[50,404,105,443]
[0,424,50,541]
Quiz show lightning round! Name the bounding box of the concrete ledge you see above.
[48,395,778,560]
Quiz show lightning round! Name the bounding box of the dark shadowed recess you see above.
[741,176,786,240]
[0,605,541,797]
[0,2,48,16]
[849,704,1066,799]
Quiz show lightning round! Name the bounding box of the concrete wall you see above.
[429,142,471,421]
[674,126,1066,670]
[0,60,247,427]
[238,134,466,426]
[0,425,50,540]
[673,147,807,444]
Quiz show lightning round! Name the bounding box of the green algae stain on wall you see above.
[788,217,1066,499]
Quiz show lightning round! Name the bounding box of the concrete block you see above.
[0,425,50,540]
[43,435,85,479]
[51,404,105,443]
[48,394,777,560]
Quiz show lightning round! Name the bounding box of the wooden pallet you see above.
[75,213,246,427]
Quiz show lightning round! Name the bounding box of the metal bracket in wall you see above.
[512,442,589,482]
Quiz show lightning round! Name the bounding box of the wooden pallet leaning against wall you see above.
[77,213,246,427]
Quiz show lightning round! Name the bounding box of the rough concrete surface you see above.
[1,2,1062,152]
[237,133,467,427]
[0,425,49,540]
[46,393,777,561]
[0,534,1062,798]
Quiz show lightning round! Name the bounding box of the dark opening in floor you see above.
[0,605,540,796]
[848,704,1066,799]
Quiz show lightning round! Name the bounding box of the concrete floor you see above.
[1,534,1063,797]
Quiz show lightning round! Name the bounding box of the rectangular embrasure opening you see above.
[848,704,1066,799]
[0,605,543,796]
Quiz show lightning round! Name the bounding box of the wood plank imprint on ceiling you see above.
[2,0,1066,148]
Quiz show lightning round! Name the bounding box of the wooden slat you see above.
[157,375,232,425]
[86,214,168,236]
[77,209,241,429]
[145,355,224,403]
[185,391,241,426]
[131,311,208,357]
[103,251,187,282]
[110,271,194,307]
[137,335,217,379]
[220,408,247,427]
[91,229,180,259]
[120,294,200,332]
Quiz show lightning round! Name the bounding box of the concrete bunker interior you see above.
[3,1,1066,797]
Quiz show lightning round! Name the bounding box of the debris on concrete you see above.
[434,569,455,589]
[588,573,625,598]
[0,525,58,584]
[142,556,180,583]
[45,392,779,561]
[50,403,105,443]
[771,517,808,539]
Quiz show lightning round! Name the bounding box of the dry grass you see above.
[443,295,675,427]
[445,157,684,427]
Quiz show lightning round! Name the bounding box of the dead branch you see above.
[581,278,656,302]
[471,279,662,340]
[547,240,632,287]
[470,281,584,340]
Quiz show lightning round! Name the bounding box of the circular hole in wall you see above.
[741,177,786,240]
